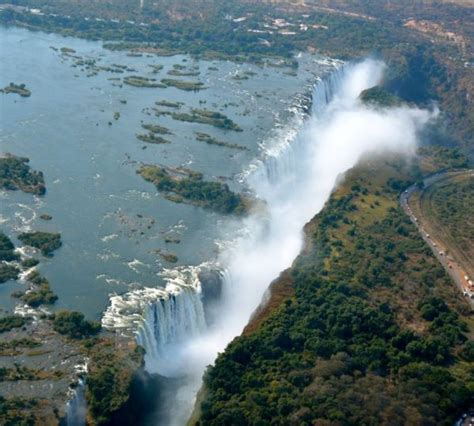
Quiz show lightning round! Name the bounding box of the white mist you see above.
[102,58,437,425]
[164,58,436,425]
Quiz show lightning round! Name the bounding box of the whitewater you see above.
[102,58,436,425]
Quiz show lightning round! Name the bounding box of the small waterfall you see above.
[310,64,347,116]
[66,377,87,426]
[136,285,207,377]
[102,264,212,377]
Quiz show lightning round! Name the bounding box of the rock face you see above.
[242,269,294,336]
[199,270,223,302]
[198,269,223,324]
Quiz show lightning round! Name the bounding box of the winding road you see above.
[400,170,474,309]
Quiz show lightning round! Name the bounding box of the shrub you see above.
[53,311,101,339]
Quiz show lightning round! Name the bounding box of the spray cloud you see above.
[104,58,438,425]
[167,58,436,424]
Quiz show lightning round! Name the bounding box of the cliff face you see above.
[195,154,474,425]
[85,335,145,426]
[242,270,294,337]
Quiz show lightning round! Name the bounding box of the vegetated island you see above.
[136,133,171,144]
[1,230,56,304]
[155,100,183,108]
[0,83,31,97]
[0,232,20,283]
[160,78,206,91]
[195,132,249,151]
[0,232,19,263]
[141,123,172,135]
[0,315,26,333]
[148,64,164,73]
[18,231,62,257]
[123,75,166,88]
[0,232,40,284]
[138,165,247,214]
[155,108,242,131]
[0,263,19,284]
[136,123,173,144]
[12,270,58,307]
[167,69,200,77]
[60,46,75,54]
[0,154,46,195]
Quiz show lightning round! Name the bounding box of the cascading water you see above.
[66,378,86,426]
[103,265,209,377]
[137,286,206,377]
[102,58,436,425]
[310,64,347,116]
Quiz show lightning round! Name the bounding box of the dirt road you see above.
[400,170,474,309]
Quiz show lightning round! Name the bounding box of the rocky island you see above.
[0,83,31,97]
[136,133,171,144]
[18,232,62,257]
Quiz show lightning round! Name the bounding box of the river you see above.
[0,26,332,318]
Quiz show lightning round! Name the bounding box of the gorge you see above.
[102,58,436,425]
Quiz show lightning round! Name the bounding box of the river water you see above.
[0,25,332,319]
[1,26,437,426]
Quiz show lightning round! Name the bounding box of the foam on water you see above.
[101,233,119,242]
[126,258,150,274]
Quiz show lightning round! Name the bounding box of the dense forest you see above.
[197,153,474,425]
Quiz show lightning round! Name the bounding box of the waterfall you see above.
[310,63,348,116]
[101,58,436,426]
[102,265,210,378]
[169,58,434,425]
[136,285,207,377]
[66,378,86,426]
[250,60,369,190]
